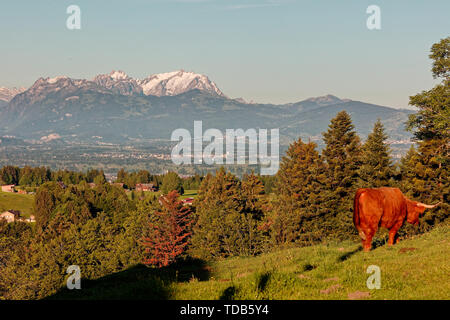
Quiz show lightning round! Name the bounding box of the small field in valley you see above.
[0,191,34,218]
[48,223,450,300]
[180,189,198,199]
[126,189,198,200]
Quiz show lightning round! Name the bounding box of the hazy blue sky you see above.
[0,0,449,108]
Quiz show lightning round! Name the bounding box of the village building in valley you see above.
[0,210,21,223]
[0,210,35,223]
[1,185,16,193]
[135,183,157,192]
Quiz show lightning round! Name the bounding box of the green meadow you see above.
[0,191,34,218]
[126,189,198,200]
[180,189,198,199]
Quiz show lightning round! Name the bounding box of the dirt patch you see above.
[236,272,249,278]
[297,274,310,279]
[320,284,342,294]
[324,277,339,282]
[218,278,230,282]
[399,247,417,253]
[338,248,345,252]
[348,291,370,300]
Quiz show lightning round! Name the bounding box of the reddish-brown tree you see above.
[142,191,194,267]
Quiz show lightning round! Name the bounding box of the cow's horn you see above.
[417,202,441,209]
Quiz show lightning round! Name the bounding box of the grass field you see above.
[0,191,34,218]
[49,223,449,300]
[126,189,198,200]
[180,189,198,199]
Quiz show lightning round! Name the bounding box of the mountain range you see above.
[0,87,26,103]
[0,71,415,146]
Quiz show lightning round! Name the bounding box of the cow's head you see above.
[406,200,440,224]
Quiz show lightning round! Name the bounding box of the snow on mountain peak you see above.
[0,87,26,102]
[92,71,141,96]
[138,70,224,97]
[3,70,225,102]
[109,70,130,80]
[47,76,69,84]
[91,69,224,97]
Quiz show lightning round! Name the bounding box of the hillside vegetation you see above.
[49,223,449,300]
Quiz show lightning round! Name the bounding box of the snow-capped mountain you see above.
[94,69,226,97]
[93,71,143,96]
[0,87,26,102]
[138,70,225,97]
[7,70,225,102]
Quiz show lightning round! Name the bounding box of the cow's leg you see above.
[388,229,396,246]
[388,221,403,246]
[363,228,376,252]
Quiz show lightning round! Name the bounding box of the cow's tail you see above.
[353,189,366,241]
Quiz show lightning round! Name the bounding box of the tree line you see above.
[0,166,107,188]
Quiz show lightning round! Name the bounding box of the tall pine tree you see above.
[359,119,394,188]
[271,138,328,245]
[189,168,266,259]
[321,110,362,238]
[142,191,193,267]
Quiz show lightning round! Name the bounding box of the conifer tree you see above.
[359,119,394,188]
[117,168,127,183]
[189,168,266,259]
[241,172,269,254]
[272,138,328,245]
[321,110,362,238]
[161,171,184,195]
[241,172,266,217]
[399,145,420,194]
[189,168,242,259]
[143,191,193,267]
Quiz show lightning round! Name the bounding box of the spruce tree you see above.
[399,145,420,194]
[272,138,328,245]
[241,172,268,254]
[189,168,266,259]
[142,191,193,267]
[321,110,362,238]
[189,168,242,259]
[359,119,394,188]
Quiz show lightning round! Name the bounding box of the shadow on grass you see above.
[46,258,210,300]
[256,272,271,292]
[302,263,318,272]
[337,246,362,262]
[219,286,238,300]
[372,236,389,250]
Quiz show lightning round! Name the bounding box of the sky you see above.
[0,0,449,109]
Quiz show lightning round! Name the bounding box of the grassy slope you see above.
[0,191,34,217]
[49,223,449,300]
[173,224,449,300]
